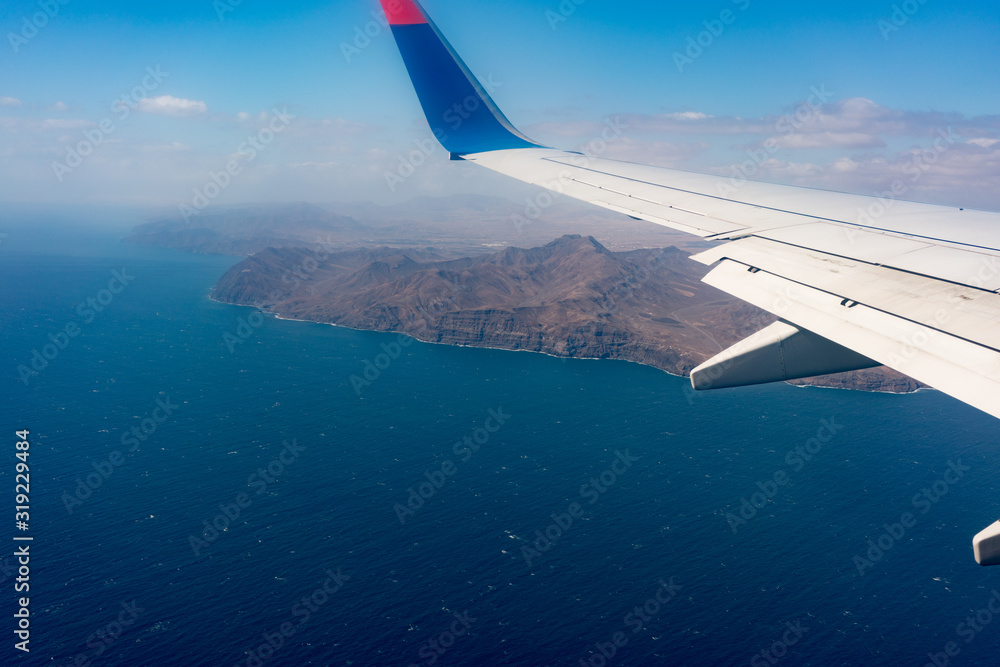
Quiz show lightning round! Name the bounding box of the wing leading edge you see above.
[377,0,1000,565]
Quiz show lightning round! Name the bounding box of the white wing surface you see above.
[378,0,1000,564]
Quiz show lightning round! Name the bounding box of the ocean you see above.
[2,223,999,666]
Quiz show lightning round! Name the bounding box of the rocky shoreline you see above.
[210,235,922,394]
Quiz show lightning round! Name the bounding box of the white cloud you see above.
[288,161,340,170]
[0,97,23,107]
[42,119,93,130]
[830,157,860,172]
[619,97,1000,145]
[1,88,995,212]
[48,101,69,112]
[771,131,885,150]
[587,137,710,168]
[664,111,713,121]
[526,120,614,138]
[137,141,189,153]
[730,141,1000,210]
[135,95,207,117]
[0,117,94,133]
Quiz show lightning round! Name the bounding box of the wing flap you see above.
[887,245,1000,291]
[749,223,1000,291]
[693,237,1000,352]
[702,260,1000,418]
[752,222,931,263]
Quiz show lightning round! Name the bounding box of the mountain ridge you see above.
[212,234,921,393]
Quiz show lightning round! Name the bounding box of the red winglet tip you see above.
[380,0,427,25]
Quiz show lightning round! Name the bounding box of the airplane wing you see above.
[376,0,1000,564]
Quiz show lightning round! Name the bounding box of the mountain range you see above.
[211,233,921,393]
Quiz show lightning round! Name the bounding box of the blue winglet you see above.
[379,0,543,156]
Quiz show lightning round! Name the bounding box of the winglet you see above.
[378,0,543,156]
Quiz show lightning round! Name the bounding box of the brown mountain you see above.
[212,235,920,392]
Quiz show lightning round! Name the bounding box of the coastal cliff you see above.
[212,235,921,393]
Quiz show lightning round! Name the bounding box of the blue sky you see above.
[1,0,998,211]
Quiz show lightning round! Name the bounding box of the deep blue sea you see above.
[1,221,999,667]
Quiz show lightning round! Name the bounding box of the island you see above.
[203,227,921,394]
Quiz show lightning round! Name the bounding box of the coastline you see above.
[211,294,924,397]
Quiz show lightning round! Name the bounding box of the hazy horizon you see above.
[2,0,998,214]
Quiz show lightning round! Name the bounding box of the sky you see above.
[1,0,998,214]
